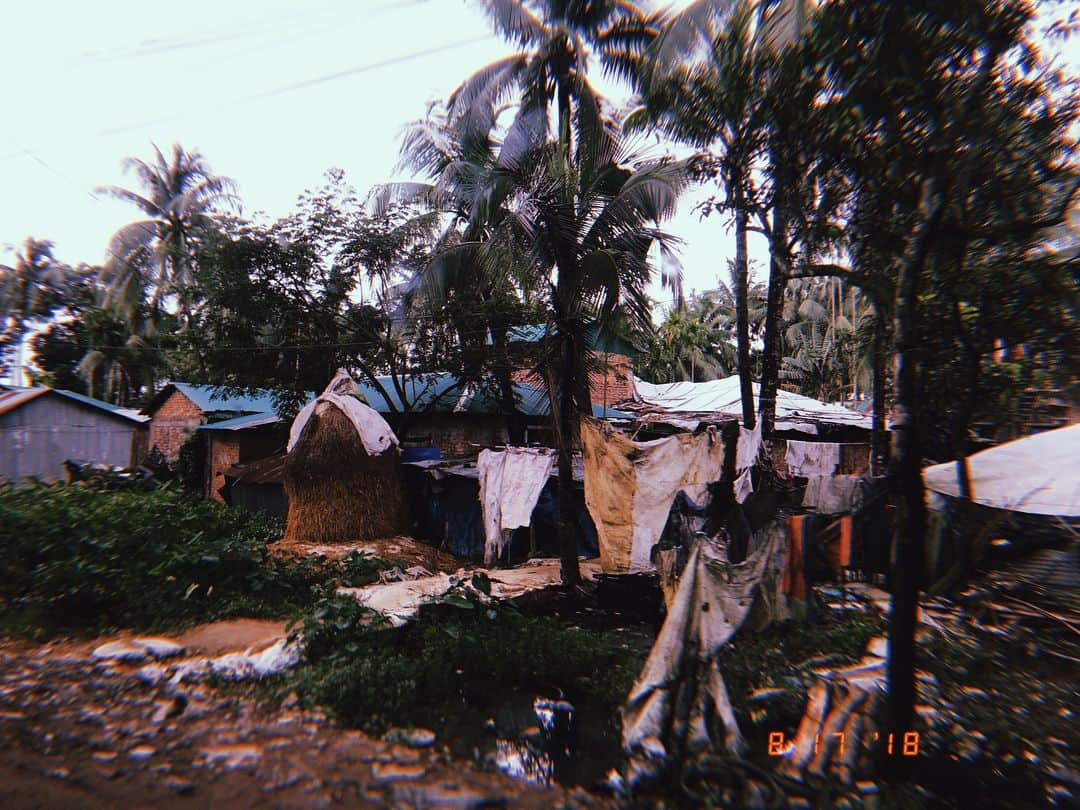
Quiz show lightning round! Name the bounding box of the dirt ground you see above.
[0,628,592,810]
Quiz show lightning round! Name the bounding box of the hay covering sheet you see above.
[580,417,726,574]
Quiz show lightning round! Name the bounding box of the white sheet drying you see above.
[477,448,556,564]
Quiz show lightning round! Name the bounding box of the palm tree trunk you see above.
[759,203,788,435]
[870,312,889,476]
[490,323,524,445]
[733,190,755,429]
[556,327,581,587]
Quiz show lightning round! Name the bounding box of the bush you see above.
[0,482,384,636]
[283,595,648,736]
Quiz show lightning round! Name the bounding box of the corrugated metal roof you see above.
[169,383,281,414]
[359,373,631,418]
[0,387,148,423]
[195,374,631,431]
[197,412,284,432]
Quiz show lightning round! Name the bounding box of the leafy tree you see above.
[29,272,165,405]
[185,172,466,422]
[809,0,1078,750]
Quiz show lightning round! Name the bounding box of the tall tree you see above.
[98,143,236,325]
[627,0,766,427]
[447,0,688,586]
[810,0,1077,755]
[0,238,71,380]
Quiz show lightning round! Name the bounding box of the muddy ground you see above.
[0,628,588,809]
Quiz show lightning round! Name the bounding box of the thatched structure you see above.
[283,395,408,544]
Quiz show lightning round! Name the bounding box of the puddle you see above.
[440,689,624,790]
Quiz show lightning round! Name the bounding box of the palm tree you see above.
[639,0,819,435]
[376,103,533,443]
[98,143,236,324]
[453,101,691,584]
[627,0,765,427]
[0,238,70,382]
[414,0,692,586]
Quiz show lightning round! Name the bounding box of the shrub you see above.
[283,595,649,736]
[0,482,385,635]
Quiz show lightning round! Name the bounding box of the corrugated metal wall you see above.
[0,396,142,480]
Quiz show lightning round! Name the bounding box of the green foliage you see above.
[0,483,385,636]
[176,431,207,496]
[283,597,646,736]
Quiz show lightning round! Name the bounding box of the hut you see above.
[0,386,149,480]
[283,370,407,544]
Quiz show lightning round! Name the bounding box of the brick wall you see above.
[589,352,634,407]
[511,351,635,406]
[399,415,509,458]
[206,435,241,502]
[148,390,203,461]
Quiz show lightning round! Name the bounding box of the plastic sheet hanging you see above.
[581,417,727,574]
[622,523,790,786]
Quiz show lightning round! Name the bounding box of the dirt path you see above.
[0,634,589,809]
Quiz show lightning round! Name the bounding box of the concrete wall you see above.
[148,391,203,461]
[0,395,145,481]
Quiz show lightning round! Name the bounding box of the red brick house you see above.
[142,383,283,462]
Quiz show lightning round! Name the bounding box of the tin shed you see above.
[0,387,149,481]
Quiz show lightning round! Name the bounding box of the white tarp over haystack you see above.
[634,375,871,430]
[287,369,398,457]
[622,526,790,785]
[581,417,727,574]
[477,447,556,564]
[923,423,1080,516]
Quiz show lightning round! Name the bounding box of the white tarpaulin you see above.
[622,527,790,785]
[581,417,727,574]
[288,370,398,457]
[923,423,1080,516]
[477,447,556,564]
[634,375,871,429]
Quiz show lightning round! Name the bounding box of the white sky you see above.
[0,0,769,314]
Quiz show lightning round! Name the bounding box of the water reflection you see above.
[494,696,576,786]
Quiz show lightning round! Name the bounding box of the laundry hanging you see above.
[477,448,556,564]
[785,440,841,477]
[581,417,727,574]
[801,474,860,514]
[736,423,763,471]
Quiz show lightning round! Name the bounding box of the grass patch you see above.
[281,594,650,738]
[0,482,390,637]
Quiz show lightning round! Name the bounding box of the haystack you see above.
[283,371,408,544]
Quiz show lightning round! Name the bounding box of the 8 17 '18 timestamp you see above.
[767,731,919,757]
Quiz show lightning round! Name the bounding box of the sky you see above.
[0,0,770,315]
